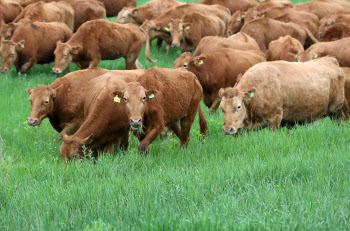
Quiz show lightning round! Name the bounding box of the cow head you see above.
[109,82,159,132]
[228,10,245,35]
[218,87,255,135]
[0,40,24,73]
[294,51,316,62]
[116,7,138,25]
[53,41,80,74]
[60,133,93,160]
[174,52,192,68]
[27,84,63,126]
[168,19,183,47]
[319,16,337,39]
[0,22,18,42]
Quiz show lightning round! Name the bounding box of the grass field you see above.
[2,0,350,230]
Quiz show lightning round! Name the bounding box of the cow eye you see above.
[10,53,14,57]
[142,96,146,100]
[45,100,49,104]
[237,20,241,23]
[183,63,187,68]
[63,54,68,58]
[237,105,241,110]
[123,97,127,101]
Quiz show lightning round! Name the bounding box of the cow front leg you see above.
[88,58,101,68]
[138,125,164,154]
[18,61,35,74]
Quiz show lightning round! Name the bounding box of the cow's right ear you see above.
[62,133,70,142]
[109,90,123,103]
[27,88,33,95]
[183,23,192,30]
[243,88,256,103]
[146,89,160,100]
[218,88,225,99]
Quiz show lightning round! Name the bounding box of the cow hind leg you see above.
[179,103,199,148]
[119,130,129,151]
[125,54,138,70]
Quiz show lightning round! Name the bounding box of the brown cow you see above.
[0,21,72,73]
[218,57,345,135]
[116,0,182,26]
[13,1,74,31]
[267,35,304,61]
[0,0,22,23]
[295,0,350,20]
[98,0,136,17]
[185,48,266,113]
[199,0,257,13]
[174,33,261,69]
[168,13,226,52]
[60,76,131,160]
[109,67,208,152]
[241,18,318,53]
[319,13,350,39]
[52,19,155,74]
[321,23,350,42]
[27,68,144,139]
[295,37,350,67]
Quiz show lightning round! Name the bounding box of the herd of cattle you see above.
[2,0,350,160]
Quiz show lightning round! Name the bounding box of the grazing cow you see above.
[13,1,74,31]
[168,13,226,52]
[295,0,350,20]
[267,36,304,61]
[98,0,136,17]
[321,23,350,42]
[52,19,155,74]
[228,10,245,35]
[199,0,257,13]
[319,13,350,39]
[219,57,345,135]
[174,33,261,69]
[295,37,350,67]
[0,0,22,24]
[27,68,144,139]
[185,48,266,113]
[116,0,182,26]
[0,21,72,73]
[109,67,208,152]
[60,76,131,160]
[241,18,318,53]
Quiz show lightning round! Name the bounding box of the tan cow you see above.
[219,57,345,135]
[267,36,304,61]
[109,67,208,153]
[199,0,257,13]
[0,21,72,73]
[321,23,350,42]
[52,19,155,74]
[319,13,350,39]
[98,0,136,17]
[185,48,266,113]
[0,0,22,23]
[241,18,318,53]
[295,37,350,67]
[168,13,226,52]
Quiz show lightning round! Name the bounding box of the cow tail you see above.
[304,27,319,44]
[198,104,209,136]
[145,31,157,63]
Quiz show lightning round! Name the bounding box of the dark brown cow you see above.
[295,0,350,20]
[110,67,208,152]
[185,48,266,113]
[219,57,345,135]
[98,0,136,17]
[294,37,350,68]
[319,13,350,39]
[267,35,304,61]
[168,13,226,52]
[241,18,318,53]
[0,21,72,73]
[52,19,155,74]
[321,23,350,42]
[13,1,74,31]
[199,0,257,13]
[60,76,131,160]
[116,0,182,26]
[0,0,22,23]
[174,33,261,69]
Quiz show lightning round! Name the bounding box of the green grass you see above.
[2,0,349,230]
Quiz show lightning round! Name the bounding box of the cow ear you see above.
[71,46,80,55]
[62,133,70,142]
[146,89,160,100]
[56,40,62,46]
[218,88,225,99]
[78,133,93,145]
[27,88,33,95]
[131,9,138,16]
[109,90,123,103]
[312,53,318,59]
[195,56,206,66]
[243,88,256,103]
[183,23,191,30]
[16,40,25,50]
[51,84,63,98]
[164,25,170,32]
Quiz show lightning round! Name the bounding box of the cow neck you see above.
[48,98,62,131]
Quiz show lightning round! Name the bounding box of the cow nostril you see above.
[230,127,234,132]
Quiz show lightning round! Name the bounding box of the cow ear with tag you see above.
[164,26,170,32]
[183,23,191,30]
[27,88,33,95]
[109,90,123,103]
[195,57,206,66]
[146,89,160,100]
[16,40,25,50]
[51,84,64,98]
[243,88,256,103]
[71,46,80,55]
[218,88,226,99]
[312,53,318,59]
[131,9,138,17]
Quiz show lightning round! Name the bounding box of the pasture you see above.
[1,0,350,230]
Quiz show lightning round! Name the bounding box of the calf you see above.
[267,36,304,61]
[0,21,72,73]
[52,19,155,74]
[321,23,350,42]
[219,57,345,135]
[185,48,266,113]
[319,13,350,39]
[110,67,208,152]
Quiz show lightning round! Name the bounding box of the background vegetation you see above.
[2,0,350,230]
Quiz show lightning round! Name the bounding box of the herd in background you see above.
[1,0,350,160]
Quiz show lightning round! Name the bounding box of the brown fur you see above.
[97,0,136,17]
[342,67,350,118]
[267,35,304,61]
[319,13,350,39]
[321,23,350,42]
[219,57,345,135]
[52,19,155,73]
[0,0,22,23]
[186,48,266,113]
[0,21,72,73]
[295,37,350,67]
[295,0,350,20]
[199,0,257,13]
[110,67,208,152]
[228,10,245,35]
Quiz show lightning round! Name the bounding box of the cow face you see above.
[0,22,18,42]
[174,52,192,68]
[319,17,336,39]
[116,7,137,24]
[53,42,78,74]
[228,10,244,35]
[219,88,255,135]
[0,40,24,73]
[168,19,183,47]
[60,133,93,160]
[27,84,63,126]
[110,82,159,132]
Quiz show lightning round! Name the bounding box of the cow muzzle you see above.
[0,67,9,73]
[130,118,142,131]
[172,43,180,47]
[223,126,237,135]
[52,67,62,74]
[27,118,38,126]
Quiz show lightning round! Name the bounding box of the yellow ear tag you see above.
[114,96,120,103]
[148,93,154,99]
[313,53,318,59]
[198,60,204,65]
[249,92,254,98]
[261,14,265,18]
[185,26,190,30]
[164,27,169,32]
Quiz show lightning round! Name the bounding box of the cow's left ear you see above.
[16,40,25,50]
[183,23,192,30]
[243,88,256,103]
[27,88,33,95]
[109,90,123,103]
[51,84,64,98]
[71,46,80,55]
[131,9,138,16]
[146,89,160,100]
[218,88,226,99]
[195,56,206,66]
